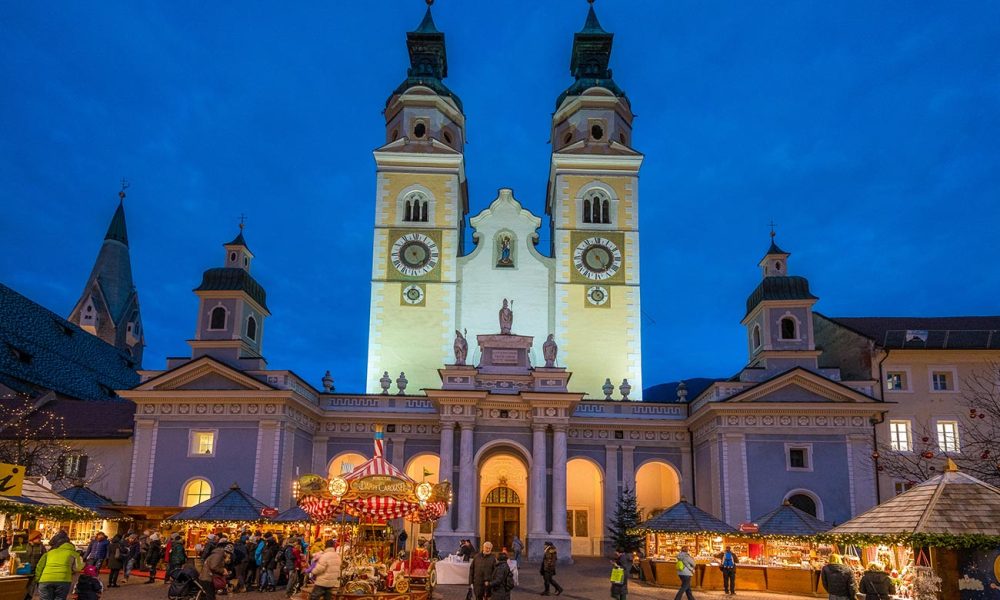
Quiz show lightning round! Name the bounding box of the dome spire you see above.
[557,0,625,109]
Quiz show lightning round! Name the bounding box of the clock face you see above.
[390,233,439,277]
[573,237,622,280]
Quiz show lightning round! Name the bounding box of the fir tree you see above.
[608,486,644,552]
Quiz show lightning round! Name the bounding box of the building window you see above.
[413,122,426,138]
[59,455,88,478]
[181,478,213,507]
[209,306,226,330]
[893,481,914,496]
[752,325,761,350]
[780,317,797,340]
[189,430,216,457]
[889,420,911,452]
[786,445,812,471]
[403,192,429,223]
[567,509,589,538]
[932,371,952,391]
[786,493,818,517]
[886,371,908,391]
[936,421,960,453]
[582,190,612,225]
[246,315,257,341]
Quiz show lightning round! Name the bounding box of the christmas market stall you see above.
[747,501,833,595]
[634,499,757,590]
[57,484,132,542]
[296,427,452,600]
[823,460,1000,600]
[161,483,279,548]
[0,477,96,546]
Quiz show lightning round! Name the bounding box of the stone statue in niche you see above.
[453,329,468,365]
[499,299,514,334]
[496,234,514,268]
[543,334,558,368]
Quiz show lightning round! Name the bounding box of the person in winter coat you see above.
[74,565,104,600]
[231,537,249,592]
[510,536,523,562]
[144,533,163,583]
[489,552,514,600]
[611,548,630,600]
[540,541,562,596]
[167,534,188,582]
[283,536,304,598]
[821,554,858,600]
[23,530,46,600]
[309,540,343,600]
[123,535,140,583]
[258,534,278,592]
[199,544,230,600]
[717,545,739,595]
[469,542,497,600]
[106,535,125,588]
[34,531,83,600]
[243,538,258,591]
[85,533,109,567]
[673,546,696,600]
[859,563,895,600]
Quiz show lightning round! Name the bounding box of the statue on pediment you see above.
[543,333,558,368]
[454,329,468,365]
[499,299,514,335]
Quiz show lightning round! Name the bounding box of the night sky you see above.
[2,2,998,394]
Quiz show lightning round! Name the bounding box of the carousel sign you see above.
[354,475,412,496]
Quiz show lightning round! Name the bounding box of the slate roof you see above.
[104,201,129,245]
[5,477,85,508]
[0,396,136,440]
[82,203,136,324]
[59,485,129,519]
[826,316,1000,350]
[0,283,139,401]
[753,502,832,536]
[194,268,268,311]
[829,463,1000,535]
[166,483,271,523]
[225,230,250,252]
[272,506,312,523]
[638,500,737,534]
[745,276,817,316]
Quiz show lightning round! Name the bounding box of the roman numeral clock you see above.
[386,229,443,307]
[569,231,625,308]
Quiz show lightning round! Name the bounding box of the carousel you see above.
[296,426,452,600]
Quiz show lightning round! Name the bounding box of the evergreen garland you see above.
[608,486,643,552]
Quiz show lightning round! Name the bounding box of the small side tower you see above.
[189,223,270,369]
[69,183,144,365]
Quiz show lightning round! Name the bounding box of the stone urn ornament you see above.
[619,378,632,401]
[396,372,408,395]
[602,378,614,401]
[379,371,392,395]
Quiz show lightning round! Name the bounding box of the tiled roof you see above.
[830,465,1000,535]
[6,477,84,508]
[166,483,270,522]
[59,485,129,519]
[194,268,268,311]
[745,276,817,316]
[826,316,1000,350]
[638,500,737,534]
[0,396,135,440]
[753,502,832,536]
[0,283,139,401]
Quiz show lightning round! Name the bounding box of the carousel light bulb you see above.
[416,482,432,502]
[328,477,348,497]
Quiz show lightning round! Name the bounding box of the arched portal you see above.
[328,452,367,479]
[405,454,440,484]
[478,452,528,552]
[567,458,604,556]
[635,460,681,521]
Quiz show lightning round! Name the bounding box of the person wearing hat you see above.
[23,531,45,598]
[199,543,231,600]
[74,565,104,600]
[34,531,82,600]
[167,533,188,583]
[540,542,563,596]
[144,532,163,584]
[107,534,126,588]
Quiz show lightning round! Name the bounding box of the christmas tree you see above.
[608,486,644,552]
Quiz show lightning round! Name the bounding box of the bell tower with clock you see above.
[365,3,468,394]
[546,3,644,399]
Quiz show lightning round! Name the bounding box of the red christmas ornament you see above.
[982,452,990,460]
[980,414,986,419]
[922,437,930,443]
[921,451,935,459]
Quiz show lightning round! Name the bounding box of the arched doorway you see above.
[635,460,681,521]
[478,452,528,552]
[566,458,603,556]
[329,452,367,479]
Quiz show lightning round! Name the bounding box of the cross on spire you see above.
[768,220,777,239]
[239,213,247,231]
[119,178,129,201]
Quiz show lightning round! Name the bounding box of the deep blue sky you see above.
[2,2,999,394]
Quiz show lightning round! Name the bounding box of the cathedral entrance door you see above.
[482,484,521,551]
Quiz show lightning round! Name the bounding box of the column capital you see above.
[440,420,457,431]
[532,423,548,433]
[551,424,568,434]
[459,421,475,432]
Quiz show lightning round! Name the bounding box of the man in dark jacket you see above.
[859,563,894,600]
[611,548,630,600]
[821,554,857,600]
[107,534,126,587]
[469,542,496,600]
[489,552,514,600]
[718,545,739,595]
[144,533,163,584]
[540,542,562,596]
[84,533,109,567]
[167,534,187,582]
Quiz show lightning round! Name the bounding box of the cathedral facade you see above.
[6,2,997,564]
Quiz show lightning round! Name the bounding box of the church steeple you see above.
[389,0,460,110]
[557,0,627,110]
[69,182,144,365]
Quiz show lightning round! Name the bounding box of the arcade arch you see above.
[405,453,440,484]
[328,452,367,479]
[635,460,681,520]
[478,450,529,552]
[566,458,604,556]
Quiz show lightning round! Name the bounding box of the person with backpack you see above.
[673,546,696,600]
[34,530,83,600]
[74,565,104,600]
[821,554,857,600]
[610,548,630,600]
[490,552,515,600]
[106,535,125,588]
[718,545,739,595]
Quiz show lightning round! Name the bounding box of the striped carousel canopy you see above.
[339,428,421,520]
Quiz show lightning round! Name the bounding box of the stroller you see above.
[168,566,206,600]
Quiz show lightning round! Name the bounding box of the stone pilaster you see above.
[127,418,157,505]
[604,445,619,551]
[528,424,548,559]
[456,423,476,535]
[438,422,456,533]
[551,426,569,536]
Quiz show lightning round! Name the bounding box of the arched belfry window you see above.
[209,306,226,330]
[484,485,521,505]
[583,189,612,224]
[246,315,258,341]
[780,317,797,340]
[403,192,429,223]
[752,324,761,349]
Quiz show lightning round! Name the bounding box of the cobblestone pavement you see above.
[94,560,813,600]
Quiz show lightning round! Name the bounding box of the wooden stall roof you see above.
[638,499,737,534]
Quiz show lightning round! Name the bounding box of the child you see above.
[75,565,104,600]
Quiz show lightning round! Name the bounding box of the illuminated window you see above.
[182,478,213,507]
[936,421,960,453]
[189,430,216,456]
[889,420,911,452]
[886,372,907,391]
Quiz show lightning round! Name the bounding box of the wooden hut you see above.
[751,501,833,594]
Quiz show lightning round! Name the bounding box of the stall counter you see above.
[0,576,30,600]
[648,560,682,587]
[700,564,767,591]
[766,567,817,595]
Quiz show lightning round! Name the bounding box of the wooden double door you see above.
[483,506,520,551]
